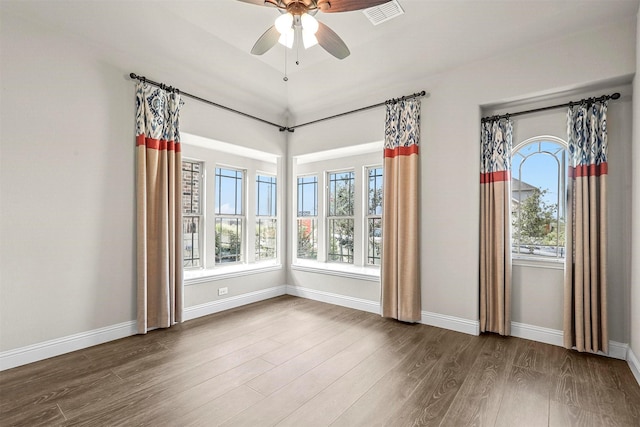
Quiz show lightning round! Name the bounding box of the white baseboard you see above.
[421,311,480,336]
[286,285,479,336]
[510,321,628,360]
[607,341,630,361]
[0,285,287,372]
[628,347,640,386]
[2,283,634,377]
[183,285,287,321]
[286,285,381,314]
[0,320,137,371]
[511,322,564,347]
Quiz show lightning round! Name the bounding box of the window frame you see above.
[255,173,277,261]
[326,169,356,264]
[214,166,246,265]
[182,159,204,270]
[365,165,383,266]
[511,135,567,265]
[296,174,319,260]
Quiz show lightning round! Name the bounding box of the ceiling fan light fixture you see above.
[300,13,319,34]
[274,12,293,34]
[278,28,294,48]
[302,31,318,48]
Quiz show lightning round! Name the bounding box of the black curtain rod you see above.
[287,90,427,131]
[481,92,621,123]
[129,73,286,131]
[131,73,425,133]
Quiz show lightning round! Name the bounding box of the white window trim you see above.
[326,169,356,264]
[182,158,205,270]
[184,262,282,285]
[291,259,379,282]
[214,166,246,265]
[296,174,319,261]
[364,165,383,267]
[255,173,278,261]
[181,135,281,279]
[512,256,564,270]
[292,147,382,278]
[511,135,568,269]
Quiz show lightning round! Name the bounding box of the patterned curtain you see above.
[564,102,608,353]
[479,118,512,336]
[135,82,184,334]
[381,98,421,322]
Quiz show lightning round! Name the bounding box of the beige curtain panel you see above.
[135,82,184,334]
[479,119,513,336]
[564,102,609,354]
[381,99,421,322]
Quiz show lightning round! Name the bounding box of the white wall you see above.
[288,19,636,343]
[0,12,286,353]
[630,10,640,367]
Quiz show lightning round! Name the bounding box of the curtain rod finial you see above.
[611,93,621,100]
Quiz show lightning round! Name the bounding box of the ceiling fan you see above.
[238,0,391,60]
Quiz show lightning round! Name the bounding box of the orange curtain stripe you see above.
[568,162,608,178]
[136,134,181,152]
[384,145,419,158]
[480,170,511,184]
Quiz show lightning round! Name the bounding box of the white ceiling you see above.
[3,0,639,126]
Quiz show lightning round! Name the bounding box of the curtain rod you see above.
[481,92,621,123]
[129,73,286,131]
[287,90,427,131]
[130,73,425,133]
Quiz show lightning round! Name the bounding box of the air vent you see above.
[363,0,404,26]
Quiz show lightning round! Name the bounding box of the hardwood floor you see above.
[1,295,639,426]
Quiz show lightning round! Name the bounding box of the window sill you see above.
[512,256,565,270]
[291,260,380,282]
[184,262,282,285]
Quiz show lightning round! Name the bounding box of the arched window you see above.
[511,136,567,260]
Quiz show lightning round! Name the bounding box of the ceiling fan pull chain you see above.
[283,44,288,82]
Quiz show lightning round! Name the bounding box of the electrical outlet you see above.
[218,287,228,296]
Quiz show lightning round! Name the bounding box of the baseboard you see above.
[286,285,479,336]
[608,341,630,361]
[3,284,632,374]
[628,347,640,386]
[183,285,287,321]
[421,311,480,336]
[285,285,380,314]
[511,322,564,347]
[510,321,628,360]
[0,285,287,372]
[0,320,137,371]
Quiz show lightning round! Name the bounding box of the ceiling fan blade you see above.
[318,0,391,13]
[251,25,280,55]
[316,22,350,59]
[236,0,267,5]
[236,0,282,7]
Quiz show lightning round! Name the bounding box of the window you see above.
[297,175,318,259]
[256,175,277,261]
[292,148,382,278]
[215,167,244,263]
[327,171,355,263]
[182,160,203,268]
[366,167,383,265]
[511,138,567,260]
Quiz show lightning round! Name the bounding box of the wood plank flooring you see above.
[1,295,639,426]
